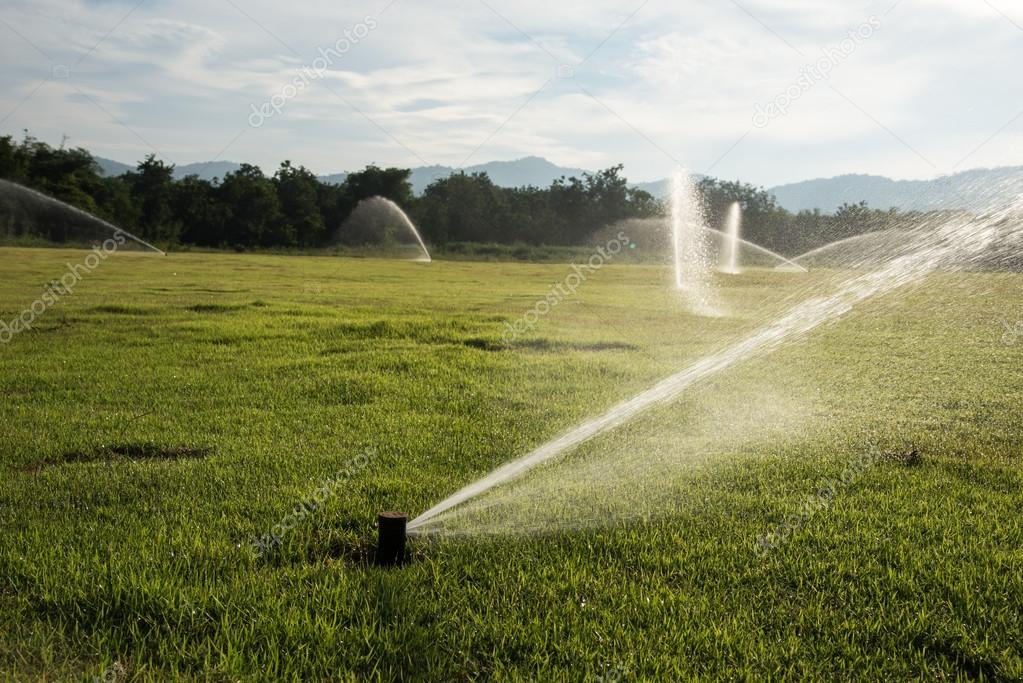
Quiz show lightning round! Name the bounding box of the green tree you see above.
[173,175,224,246]
[547,175,589,243]
[274,161,325,246]
[338,166,413,217]
[124,155,179,242]
[217,164,288,247]
[415,172,504,245]
[0,135,26,180]
[93,176,141,231]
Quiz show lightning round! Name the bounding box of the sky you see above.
[1,0,1022,187]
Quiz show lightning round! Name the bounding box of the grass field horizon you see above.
[1,246,1021,680]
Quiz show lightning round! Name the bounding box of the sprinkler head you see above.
[375,511,407,567]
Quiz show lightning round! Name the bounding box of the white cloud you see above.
[0,0,1020,186]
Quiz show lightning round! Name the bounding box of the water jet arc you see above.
[378,197,431,263]
[347,196,431,262]
[784,230,892,268]
[408,207,1014,533]
[0,178,166,254]
[701,225,807,272]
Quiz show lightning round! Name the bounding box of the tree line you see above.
[697,177,902,258]
[1,132,904,256]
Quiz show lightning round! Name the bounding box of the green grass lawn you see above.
[0,246,1020,681]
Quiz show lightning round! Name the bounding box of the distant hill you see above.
[767,167,1023,213]
[94,157,133,177]
[458,156,588,191]
[96,156,245,182]
[633,179,669,198]
[633,167,1023,212]
[175,161,245,181]
[94,152,1023,213]
[96,155,588,192]
[632,175,708,199]
[321,157,590,194]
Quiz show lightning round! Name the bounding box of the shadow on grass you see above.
[908,632,1003,680]
[22,443,211,472]
[465,337,639,352]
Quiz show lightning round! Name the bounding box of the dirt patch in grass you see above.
[881,446,922,466]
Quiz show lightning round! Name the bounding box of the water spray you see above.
[408,201,1021,534]
[720,202,742,274]
[342,196,432,262]
[700,224,807,272]
[0,178,166,254]
[669,169,716,312]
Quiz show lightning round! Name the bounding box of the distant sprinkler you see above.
[721,202,742,274]
[375,511,407,567]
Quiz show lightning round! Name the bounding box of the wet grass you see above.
[0,247,1020,680]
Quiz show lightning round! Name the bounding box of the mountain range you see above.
[93,155,1023,214]
[94,155,588,196]
[767,167,1023,213]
